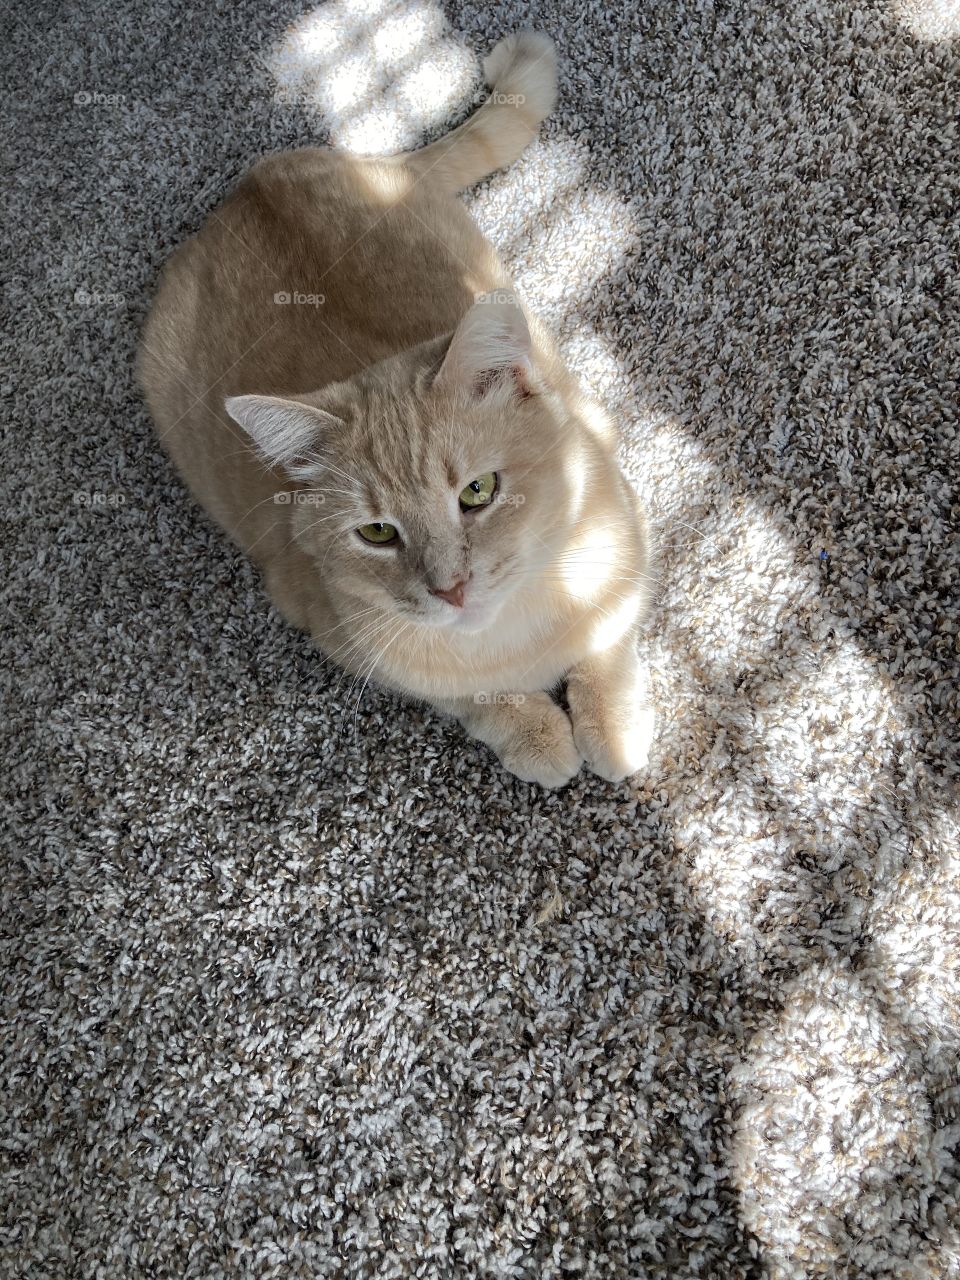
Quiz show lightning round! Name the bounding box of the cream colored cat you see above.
[140,32,654,787]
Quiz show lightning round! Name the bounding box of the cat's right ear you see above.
[433,292,536,399]
[224,395,340,476]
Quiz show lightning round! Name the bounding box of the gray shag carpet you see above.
[3,0,959,1276]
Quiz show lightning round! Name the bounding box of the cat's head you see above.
[225,293,585,634]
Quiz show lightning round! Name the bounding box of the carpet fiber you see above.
[3,0,959,1276]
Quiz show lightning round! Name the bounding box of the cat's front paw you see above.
[567,676,655,784]
[476,692,581,788]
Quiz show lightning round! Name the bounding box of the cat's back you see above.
[143,148,501,403]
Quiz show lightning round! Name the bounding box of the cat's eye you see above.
[357,521,399,545]
[459,472,498,512]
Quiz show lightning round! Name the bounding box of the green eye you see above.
[459,472,498,511]
[357,521,398,545]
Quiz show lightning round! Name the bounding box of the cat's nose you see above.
[429,577,468,608]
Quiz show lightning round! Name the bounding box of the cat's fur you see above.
[140,32,654,787]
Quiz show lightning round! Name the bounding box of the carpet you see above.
[2,0,959,1275]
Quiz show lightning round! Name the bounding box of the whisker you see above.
[328,613,395,664]
[334,615,401,718]
[352,620,411,727]
[235,491,290,527]
[673,519,722,551]
[316,459,364,489]
[330,617,401,692]
[276,513,359,557]
[312,605,380,643]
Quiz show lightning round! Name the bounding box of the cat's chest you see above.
[381,609,593,699]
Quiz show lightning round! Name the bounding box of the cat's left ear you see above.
[224,395,340,476]
[434,292,536,399]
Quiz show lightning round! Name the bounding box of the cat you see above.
[140,31,654,788]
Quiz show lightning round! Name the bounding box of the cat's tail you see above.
[405,32,557,195]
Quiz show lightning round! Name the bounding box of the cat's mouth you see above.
[419,591,502,634]
[391,572,516,633]
[439,568,527,634]
[449,600,497,633]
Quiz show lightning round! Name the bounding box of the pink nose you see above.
[430,578,467,608]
